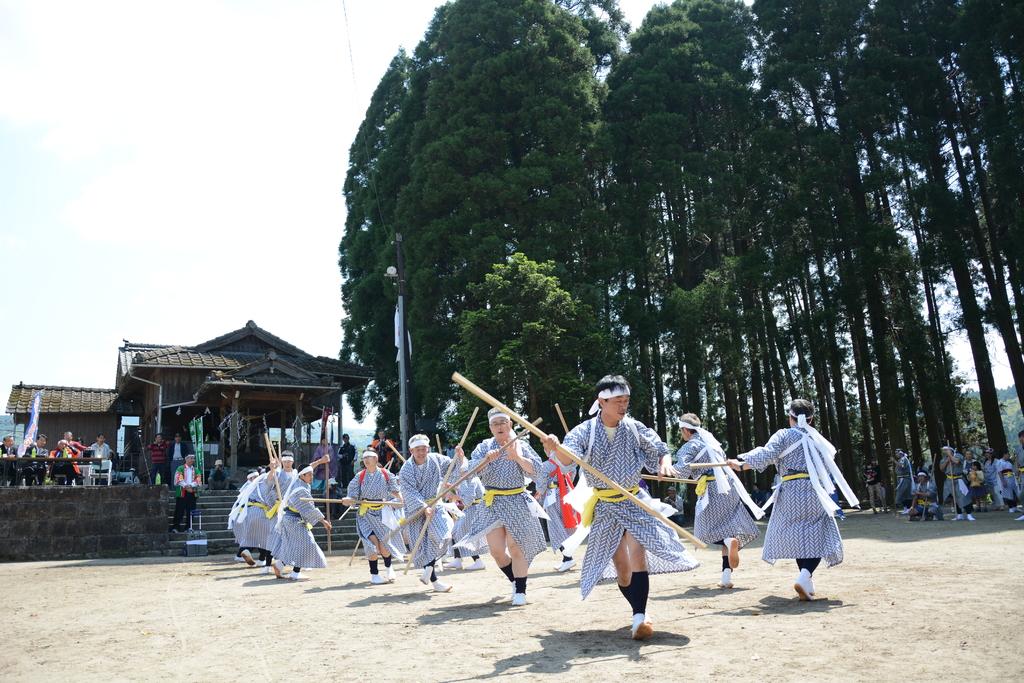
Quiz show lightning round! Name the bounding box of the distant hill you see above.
[967,385,1022,445]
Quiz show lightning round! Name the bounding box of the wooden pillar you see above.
[295,396,303,461]
[230,394,240,472]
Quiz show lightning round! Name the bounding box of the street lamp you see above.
[386,234,411,457]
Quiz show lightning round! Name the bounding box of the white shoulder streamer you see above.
[682,422,764,520]
[227,473,268,529]
[792,415,859,513]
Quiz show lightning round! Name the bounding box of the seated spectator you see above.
[49,439,83,486]
[89,433,112,460]
[909,471,942,521]
[663,486,685,525]
[20,434,49,486]
[2,435,17,486]
[209,459,230,490]
[750,483,770,508]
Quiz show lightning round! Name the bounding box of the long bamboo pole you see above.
[554,403,570,434]
[451,372,706,549]
[641,474,699,485]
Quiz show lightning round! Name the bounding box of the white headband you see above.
[247,472,258,480]
[409,434,430,449]
[361,449,379,460]
[589,386,630,415]
[488,411,512,424]
[298,465,314,477]
[280,455,294,462]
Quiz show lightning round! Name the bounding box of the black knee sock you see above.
[265,552,273,567]
[514,577,527,595]
[293,567,301,574]
[561,554,572,563]
[628,571,649,615]
[722,555,730,570]
[498,562,515,583]
[425,559,437,582]
[236,547,244,557]
[383,556,392,567]
[369,559,379,575]
[618,582,631,607]
[453,548,462,559]
[472,555,480,561]
[258,549,267,562]
[796,558,821,575]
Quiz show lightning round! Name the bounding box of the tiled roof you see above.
[6,385,126,414]
[133,347,244,369]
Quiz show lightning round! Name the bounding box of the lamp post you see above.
[386,232,411,457]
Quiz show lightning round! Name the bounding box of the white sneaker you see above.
[954,514,964,520]
[630,613,653,640]
[385,566,396,582]
[720,568,733,588]
[794,569,813,601]
[260,566,271,575]
[966,514,977,521]
[271,560,285,579]
[443,558,463,570]
[464,559,486,571]
[370,574,386,585]
[286,571,302,581]
[432,580,452,593]
[555,559,576,573]
[899,508,910,515]
[1015,514,1024,521]
[511,592,527,606]
[1009,507,1019,513]
[234,555,247,563]
[420,566,432,586]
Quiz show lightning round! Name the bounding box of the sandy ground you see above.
[2,510,1021,682]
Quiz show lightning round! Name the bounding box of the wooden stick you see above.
[554,403,570,435]
[457,407,480,449]
[384,440,407,464]
[382,419,540,546]
[436,434,443,454]
[264,432,283,505]
[686,462,733,469]
[642,474,699,485]
[451,372,707,549]
[349,537,362,566]
[301,498,403,506]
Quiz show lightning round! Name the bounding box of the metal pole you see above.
[396,232,410,457]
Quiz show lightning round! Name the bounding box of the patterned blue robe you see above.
[741,427,843,566]
[675,435,758,548]
[894,455,914,506]
[454,437,546,567]
[270,479,327,569]
[562,417,699,600]
[450,475,488,556]
[347,468,406,559]
[941,453,971,507]
[400,453,456,568]
[232,478,277,551]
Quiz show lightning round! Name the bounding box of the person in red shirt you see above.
[148,433,170,487]
[370,430,398,468]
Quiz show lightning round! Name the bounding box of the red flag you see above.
[557,470,580,530]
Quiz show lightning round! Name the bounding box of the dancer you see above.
[727,399,859,601]
[674,413,762,589]
[996,450,1020,514]
[535,451,579,573]
[894,449,914,514]
[456,408,548,606]
[541,375,698,640]
[270,462,331,580]
[342,449,405,585]
[228,470,278,571]
[444,469,487,571]
[940,446,972,520]
[400,434,457,593]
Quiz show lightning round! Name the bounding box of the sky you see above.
[0,0,1014,433]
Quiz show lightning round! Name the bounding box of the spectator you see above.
[20,434,48,486]
[864,460,886,513]
[338,434,356,487]
[370,430,397,468]
[982,449,1003,512]
[209,459,230,490]
[2,435,17,486]
[90,433,112,460]
[967,461,986,511]
[148,433,169,486]
[662,486,685,525]
[749,483,768,508]
[312,437,338,496]
[171,453,202,532]
[167,432,194,475]
[49,439,83,486]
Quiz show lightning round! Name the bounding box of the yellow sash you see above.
[695,474,716,497]
[286,506,313,530]
[484,487,525,507]
[782,473,810,482]
[582,486,640,528]
[264,501,280,519]
[358,501,385,516]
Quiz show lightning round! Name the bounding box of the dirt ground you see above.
[2,510,1021,682]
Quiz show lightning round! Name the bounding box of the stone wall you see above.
[0,486,169,561]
